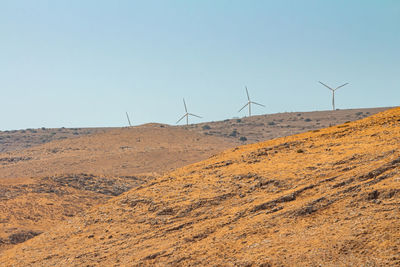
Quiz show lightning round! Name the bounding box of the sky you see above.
[0,0,399,130]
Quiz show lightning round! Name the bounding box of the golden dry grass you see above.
[1,108,400,266]
[0,124,236,253]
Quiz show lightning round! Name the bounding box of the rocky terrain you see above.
[0,127,107,153]
[0,107,389,153]
[1,107,399,266]
[0,124,237,179]
[0,124,235,253]
[0,173,144,252]
[186,107,390,144]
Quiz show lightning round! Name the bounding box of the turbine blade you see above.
[126,112,132,126]
[238,103,249,112]
[245,86,250,101]
[176,114,187,124]
[189,113,202,119]
[251,101,265,107]
[183,98,187,113]
[318,81,334,91]
[335,83,349,90]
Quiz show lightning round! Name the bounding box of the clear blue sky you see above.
[0,0,399,130]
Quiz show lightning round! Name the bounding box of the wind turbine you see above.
[176,98,202,125]
[126,112,132,127]
[318,81,349,110]
[238,86,265,117]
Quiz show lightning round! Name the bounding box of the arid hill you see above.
[0,124,236,252]
[187,107,390,143]
[0,124,237,179]
[0,107,389,153]
[0,127,107,153]
[1,108,399,266]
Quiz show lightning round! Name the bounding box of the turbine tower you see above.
[319,81,349,110]
[238,86,265,117]
[126,112,132,127]
[176,98,202,126]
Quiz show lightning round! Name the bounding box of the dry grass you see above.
[0,124,235,253]
[1,107,399,266]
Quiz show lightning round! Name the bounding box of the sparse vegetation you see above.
[1,107,398,266]
[202,125,211,130]
[239,136,247,142]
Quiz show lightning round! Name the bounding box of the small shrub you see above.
[356,112,363,116]
[267,121,276,126]
[239,136,247,142]
[229,130,238,137]
[304,118,312,122]
[236,119,242,123]
[297,149,305,153]
[202,125,211,130]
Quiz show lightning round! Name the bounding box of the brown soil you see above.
[0,123,237,179]
[0,107,389,153]
[0,127,107,153]
[1,107,399,266]
[187,107,390,143]
[0,124,236,253]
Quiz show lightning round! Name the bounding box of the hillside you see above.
[0,127,107,153]
[0,124,235,253]
[0,124,237,179]
[1,107,399,266]
[0,107,389,153]
[187,107,390,143]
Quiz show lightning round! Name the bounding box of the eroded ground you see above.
[1,108,399,266]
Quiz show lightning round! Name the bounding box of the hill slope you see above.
[0,124,236,253]
[0,127,107,153]
[0,124,237,179]
[1,108,399,266]
[187,107,390,143]
[0,107,390,153]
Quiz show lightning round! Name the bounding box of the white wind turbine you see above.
[318,81,349,110]
[238,86,265,117]
[176,98,202,125]
[125,112,132,127]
